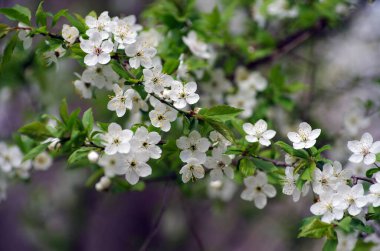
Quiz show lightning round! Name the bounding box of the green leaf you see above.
[110,60,135,80]
[22,142,49,162]
[19,122,53,141]
[199,105,243,122]
[64,13,87,33]
[82,108,94,133]
[275,141,309,159]
[59,99,69,124]
[350,218,374,234]
[300,162,316,181]
[1,34,18,69]
[52,9,68,27]
[353,239,375,251]
[239,158,255,177]
[68,147,96,166]
[337,216,352,232]
[85,168,104,187]
[35,1,47,26]
[251,158,277,172]
[317,145,331,155]
[203,118,235,143]
[163,58,180,75]
[322,239,337,251]
[0,23,9,39]
[0,5,31,24]
[298,217,335,239]
[366,168,379,178]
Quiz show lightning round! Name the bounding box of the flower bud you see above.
[88,151,99,163]
[95,182,103,191]
[47,138,61,152]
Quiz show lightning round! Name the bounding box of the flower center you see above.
[94,47,103,55]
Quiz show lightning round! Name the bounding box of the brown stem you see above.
[351,175,375,185]
[10,26,64,40]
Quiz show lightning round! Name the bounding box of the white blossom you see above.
[143,65,173,94]
[139,28,163,47]
[62,24,79,44]
[312,161,351,194]
[125,37,157,69]
[226,91,256,118]
[43,45,66,66]
[130,126,162,159]
[243,119,276,146]
[348,132,380,165]
[310,191,347,223]
[95,176,112,191]
[119,152,151,185]
[0,145,23,173]
[130,90,148,112]
[80,32,113,66]
[149,103,178,132]
[209,130,231,152]
[98,153,125,177]
[169,81,199,109]
[176,130,211,163]
[18,22,32,49]
[182,31,211,59]
[344,107,370,136]
[82,65,119,90]
[267,0,298,18]
[336,231,357,251]
[236,67,267,94]
[207,179,237,201]
[101,123,133,155]
[74,74,93,99]
[241,171,276,209]
[338,184,367,216]
[204,149,234,181]
[179,159,205,183]
[107,84,135,117]
[287,122,321,149]
[33,152,53,171]
[368,173,380,207]
[282,166,309,202]
[85,11,111,39]
[110,16,141,46]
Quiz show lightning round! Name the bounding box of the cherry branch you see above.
[9,26,64,40]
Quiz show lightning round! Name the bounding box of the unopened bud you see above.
[88,151,99,163]
[47,138,61,151]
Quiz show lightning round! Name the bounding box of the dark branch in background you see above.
[246,19,328,70]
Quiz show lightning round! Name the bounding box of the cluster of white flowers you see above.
[0,142,53,200]
[97,123,161,185]
[251,0,298,27]
[227,67,268,118]
[176,130,233,183]
[63,11,203,134]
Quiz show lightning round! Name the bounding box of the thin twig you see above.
[9,26,64,40]
[138,182,173,251]
[250,155,288,167]
[351,175,375,185]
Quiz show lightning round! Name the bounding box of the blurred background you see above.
[1,0,380,250]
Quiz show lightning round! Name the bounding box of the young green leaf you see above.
[18,122,53,141]
[35,1,47,27]
[22,142,49,162]
[298,217,335,239]
[199,105,243,122]
[322,239,338,251]
[0,4,31,25]
[82,108,94,133]
[239,158,256,177]
[1,34,18,69]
